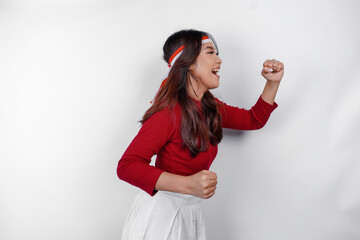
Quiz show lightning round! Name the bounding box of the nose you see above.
[216,55,222,64]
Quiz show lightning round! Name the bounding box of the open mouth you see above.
[212,69,219,75]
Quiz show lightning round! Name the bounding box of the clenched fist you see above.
[185,170,218,199]
[261,59,284,82]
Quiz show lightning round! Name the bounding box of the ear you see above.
[188,68,198,83]
[189,62,197,72]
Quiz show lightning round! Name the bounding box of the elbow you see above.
[255,125,264,130]
[116,161,123,180]
[250,111,269,130]
[249,119,266,130]
[117,158,127,180]
[258,121,269,129]
[117,156,140,181]
[258,121,267,129]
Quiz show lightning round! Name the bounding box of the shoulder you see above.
[215,97,224,105]
[214,97,228,114]
[142,104,181,129]
[144,107,171,124]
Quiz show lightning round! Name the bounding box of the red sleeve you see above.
[117,109,175,196]
[218,95,278,130]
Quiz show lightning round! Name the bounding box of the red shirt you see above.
[117,96,277,196]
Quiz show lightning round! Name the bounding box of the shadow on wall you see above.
[223,128,245,139]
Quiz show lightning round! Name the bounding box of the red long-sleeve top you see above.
[117,96,277,196]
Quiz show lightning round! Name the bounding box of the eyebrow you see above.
[203,45,219,55]
[203,46,215,51]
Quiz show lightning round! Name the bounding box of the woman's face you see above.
[189,42,222,93]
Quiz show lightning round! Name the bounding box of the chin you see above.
[209,83,219,90]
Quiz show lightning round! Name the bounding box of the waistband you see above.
[157,191,203,206]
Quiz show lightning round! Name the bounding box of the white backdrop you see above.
[1,0,360,239]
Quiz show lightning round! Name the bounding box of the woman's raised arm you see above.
[260,59,284,105]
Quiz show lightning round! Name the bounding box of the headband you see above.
[167,36,215,68]
[150,35,216,103]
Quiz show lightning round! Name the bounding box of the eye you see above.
[207,51,215,54]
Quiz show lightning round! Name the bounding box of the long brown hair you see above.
[141,29,223,156]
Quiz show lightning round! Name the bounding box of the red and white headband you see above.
[167,35,216,68]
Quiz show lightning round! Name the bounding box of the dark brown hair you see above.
[141,29,223,156]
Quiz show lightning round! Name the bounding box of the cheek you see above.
[192,65,205,78]
[196,62,211,76]
[191,56,213,79]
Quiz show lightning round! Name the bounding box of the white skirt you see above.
[121,190,206,240]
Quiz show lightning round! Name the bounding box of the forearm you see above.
[261,80,280,105]
[155,172,189,194]
[155,170,218,199]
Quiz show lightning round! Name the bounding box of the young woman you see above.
[117,29,284,239]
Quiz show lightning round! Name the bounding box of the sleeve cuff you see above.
[145,168,165,196]
[259,95,278,110]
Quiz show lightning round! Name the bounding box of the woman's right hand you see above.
[185,170,218,199]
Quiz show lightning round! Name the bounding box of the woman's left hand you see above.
[261,59,284,82]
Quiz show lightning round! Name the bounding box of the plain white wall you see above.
[1,0,359,239]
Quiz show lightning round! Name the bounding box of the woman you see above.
[117,29,284,239]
